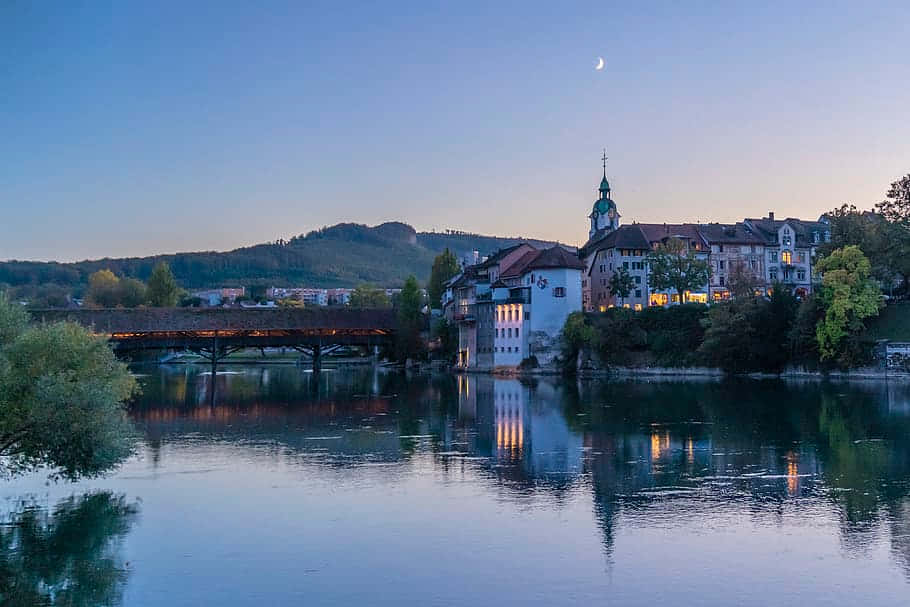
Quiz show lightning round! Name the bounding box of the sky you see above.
[2,1,909,262]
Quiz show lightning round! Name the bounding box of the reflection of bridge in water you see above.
[34,308,397,372]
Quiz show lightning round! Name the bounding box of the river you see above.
[2,366,910,606]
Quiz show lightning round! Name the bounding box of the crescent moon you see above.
[595,57,605,70]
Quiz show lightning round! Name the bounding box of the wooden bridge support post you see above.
[312,343,322,374]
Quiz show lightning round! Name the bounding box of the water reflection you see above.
[0,492,138,607]
[7,366,908,605]
[133,367,910,576]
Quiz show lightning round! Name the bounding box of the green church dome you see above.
[599,175,610,192]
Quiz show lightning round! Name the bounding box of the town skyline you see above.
[4,2,910,262]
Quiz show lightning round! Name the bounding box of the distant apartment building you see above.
[192,287,245,306]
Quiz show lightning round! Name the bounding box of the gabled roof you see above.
[501,246,585,277]
[636,223,707,247]
[696,223,765,245]
[745,217,829,247]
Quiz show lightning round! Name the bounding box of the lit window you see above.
[634,303,642,311]
[781,251,792,264]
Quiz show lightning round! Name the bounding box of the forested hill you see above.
[0,222,563,290]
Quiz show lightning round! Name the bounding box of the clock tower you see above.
[588,151,620,238]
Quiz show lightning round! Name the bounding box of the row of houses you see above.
[580,168,830,310]
[444,163,832,370]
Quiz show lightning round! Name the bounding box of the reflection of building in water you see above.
[463,376,584,487]
[494,380,525,457]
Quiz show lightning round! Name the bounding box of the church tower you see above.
[588,151,620,239]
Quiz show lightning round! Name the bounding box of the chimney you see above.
[768,211,775,221]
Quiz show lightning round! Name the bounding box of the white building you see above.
[452,245,584,370]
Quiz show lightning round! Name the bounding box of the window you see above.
[797,252,806,264]
[623,261,629,270]
[635,289,642,298]
[635,275,641,284]
[507,328,512,338]
[797,269,806,281]
[515,328,520,339]
[770,268,778,280]
[813,231,820,243]
[719,244,725,253]
[634,303,643,311]
[770,251,778,263]
[719,276,725,286]
[524,312,530,320]
[719,260,725,270]
[824,231,831,242]
[781,251,792,264]
[553,287,566,298]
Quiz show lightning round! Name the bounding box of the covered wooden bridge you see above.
[33,308,397,371]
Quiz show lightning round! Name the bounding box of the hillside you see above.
[0,222,562,290]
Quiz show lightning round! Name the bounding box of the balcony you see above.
[454,304,476,323]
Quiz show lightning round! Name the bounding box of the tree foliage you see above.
[814,246,882,363]
[608,267,635,305]
[646,238,710,304]
[700,286,797,373]
[875,173,910,225]
[349,284,391,308]
[147,262,179,307]
[395,275,425,361]
[0,298,138,479]
[427,248,459,310]
[86,269,122,308]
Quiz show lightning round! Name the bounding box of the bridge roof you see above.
[32,308,398,334]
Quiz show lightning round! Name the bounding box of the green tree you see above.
[0,292,29,344]
[875,173,910,225]
[427,248,460,310]
[117,277,147,308]
[608,267,635,306]
[0,299,138,479]
[147,262,179,307]
[86,269,121,308]
[646,238,710,305]
[815,246,882,363]
[349,284,391,308]
[395,275,424,361]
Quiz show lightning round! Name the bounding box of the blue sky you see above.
[2,1,909,261]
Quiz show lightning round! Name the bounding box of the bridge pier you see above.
[312,344,321,374]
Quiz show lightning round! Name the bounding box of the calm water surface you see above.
[3,366,910,606]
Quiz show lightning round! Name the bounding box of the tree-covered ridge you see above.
[0,222,560,293]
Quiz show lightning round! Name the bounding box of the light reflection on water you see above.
[2,366,910,606]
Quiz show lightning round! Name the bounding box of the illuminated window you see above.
[634,303,643,311]
[781,251,792,264]
[650,293,668,306]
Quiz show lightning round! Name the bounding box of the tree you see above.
[147,262,179,307]
[727,260,762,299]
[118,277,147,308]
[0,298,137,479]
[646,238,710,305]
[814,246,882,363]
[86,269,121,308]
[876,173,910,225]
[349,284,391,308]
[608,267,635,306]
[395,275,424,361]
[427,248,460,310]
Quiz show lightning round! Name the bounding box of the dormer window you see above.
[813,231,820,243]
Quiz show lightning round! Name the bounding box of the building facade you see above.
[448,245,583,370]
[579,162,831,311]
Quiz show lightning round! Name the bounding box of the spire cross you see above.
[601,149,608,176]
